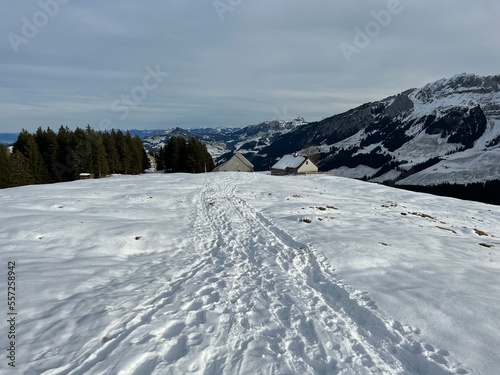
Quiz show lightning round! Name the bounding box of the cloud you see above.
[1,0,499,132]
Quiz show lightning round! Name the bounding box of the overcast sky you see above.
[1,0,499,133]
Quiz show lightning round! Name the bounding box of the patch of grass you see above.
[317,207,327,211]
[409,212,436,220]
[381,202,398,208]
[479,243,493,248]
[300,218,312,223]
[474,229,488,236]
[292,194,302,198]
[436,226,457,234]
[326,205,338,210]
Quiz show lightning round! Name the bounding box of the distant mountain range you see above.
[140,117,308,160]
[139,73,500,190]
[3,73,499,202]
[0,133,19,145]
[142,73,500,203]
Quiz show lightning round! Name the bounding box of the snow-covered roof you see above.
[271,154,307,170]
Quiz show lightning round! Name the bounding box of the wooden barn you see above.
[212,153,254,172]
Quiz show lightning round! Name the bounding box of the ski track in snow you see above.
[37,174,470,375]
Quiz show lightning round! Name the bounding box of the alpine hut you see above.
[271,153,318,175]
[213,152,254,172]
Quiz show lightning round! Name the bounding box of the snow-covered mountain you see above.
[259,74,500,186]
[2,172,499,374]
[141,118,308,160]
[6,74,500,192]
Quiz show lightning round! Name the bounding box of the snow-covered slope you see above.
[261,74,500,186]
[331,74,500,185]
[141,118,308,161]
[393,74,500,185]
[1,173,499,374]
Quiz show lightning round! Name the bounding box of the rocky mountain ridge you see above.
[141,117,308,160]
[251,73,500,186]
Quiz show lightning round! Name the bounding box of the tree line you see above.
[0,126,150,189]
[396,180,500,206]
[155,136,214,173]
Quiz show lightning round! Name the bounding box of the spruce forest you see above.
[0,126,150,189]
[155,136,215,173]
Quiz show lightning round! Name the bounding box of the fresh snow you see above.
[370,170,402,183]
[330,165,380,180]
[1,173,499,374]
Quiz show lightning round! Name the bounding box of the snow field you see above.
[242,174,500,375]
[0,173,498,374]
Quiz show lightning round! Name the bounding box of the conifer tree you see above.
[54,126,75,181]
[142,148,151,171]
[6,125,148,187]
[159,136,213,173]
[115,130,130,174]
[102,130,121,174]
[92,132,109,178]
[131,135,146,174]
[72,127,93,175]
[155,146,165,171]
[186,138,201,173]
[0,145,12,188]
[12,129,48,184]
[200,139,215,172]
[165,136,187,172]
[9,150,36,186]
[126,133,141,174]
[34,127,59,183]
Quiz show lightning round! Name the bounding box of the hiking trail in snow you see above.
[22,174,471,375]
